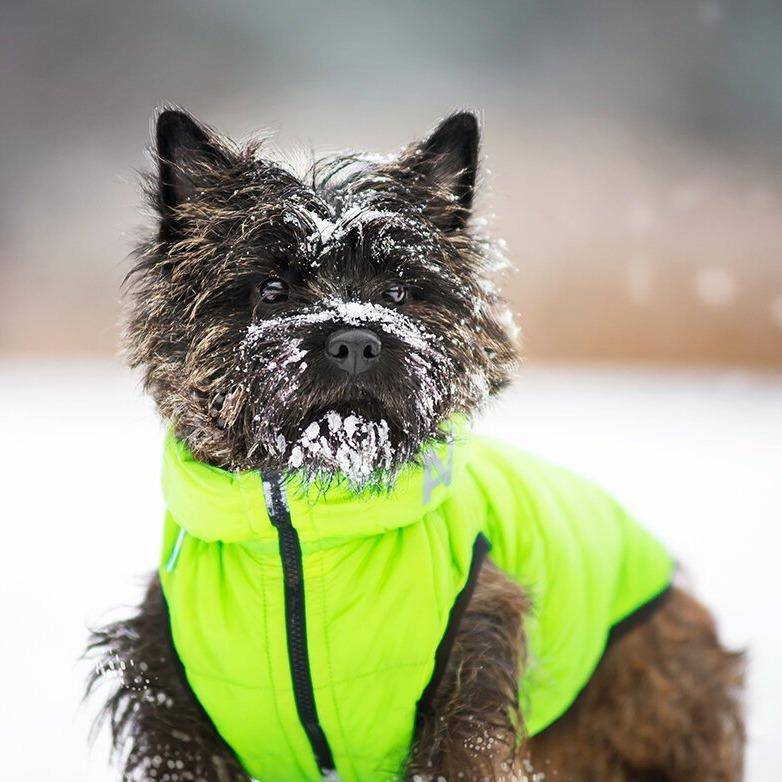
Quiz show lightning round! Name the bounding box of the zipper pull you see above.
[262,472,290,526]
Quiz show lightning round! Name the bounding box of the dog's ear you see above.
[155,109,230,236]
[408,112,480,231]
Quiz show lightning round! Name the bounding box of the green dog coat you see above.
[159,428,673,782]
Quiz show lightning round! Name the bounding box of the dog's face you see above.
[126,109,517,487]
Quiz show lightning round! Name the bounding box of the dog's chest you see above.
[160,515,476,782]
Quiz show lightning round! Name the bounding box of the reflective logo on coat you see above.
[422,442,455,505]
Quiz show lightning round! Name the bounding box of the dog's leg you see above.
[527,585,745,782]
[406,560,530,782]
[85,574,250,782]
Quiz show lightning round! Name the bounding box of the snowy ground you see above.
[2,360,780,780]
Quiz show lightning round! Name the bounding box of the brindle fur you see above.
[85,576,251,782]
[406,561,530,781]
[86,109,745,780]
[124,109,514,479]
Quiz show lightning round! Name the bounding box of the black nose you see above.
[325,328,382,375]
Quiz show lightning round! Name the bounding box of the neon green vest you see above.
[159,430,673,782]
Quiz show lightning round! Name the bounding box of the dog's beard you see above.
[236,299,456,488]
[285,411,394,487]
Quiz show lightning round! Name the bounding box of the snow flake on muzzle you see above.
[237,298,455,486]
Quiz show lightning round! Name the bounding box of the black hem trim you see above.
[607,585,673,645]
[159,585,242,760]
[537,583,675,736]
[415,532,492,724]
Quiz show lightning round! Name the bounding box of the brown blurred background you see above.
[2,0,781,365]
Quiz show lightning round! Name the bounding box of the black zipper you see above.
[263,473,337,778]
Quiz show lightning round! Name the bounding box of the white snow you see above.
[284,196,418,261]
[1,360,780,780]
[288,410,393,485]
[244,298,439,355]
[241,299,453,468]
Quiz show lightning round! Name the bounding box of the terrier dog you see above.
[86,109,744,781]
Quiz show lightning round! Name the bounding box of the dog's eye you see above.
[382,284,407,305]
[257,278,289,304]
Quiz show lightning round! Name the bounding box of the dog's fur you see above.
[86,109,745,780]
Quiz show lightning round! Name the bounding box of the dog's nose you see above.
[325,328,382,375]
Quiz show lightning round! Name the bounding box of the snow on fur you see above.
[239,298,454,487]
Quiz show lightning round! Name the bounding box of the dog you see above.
[86,109,744,781]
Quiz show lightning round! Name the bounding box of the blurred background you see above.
[2,1,781,780]
[3,0,782,364]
